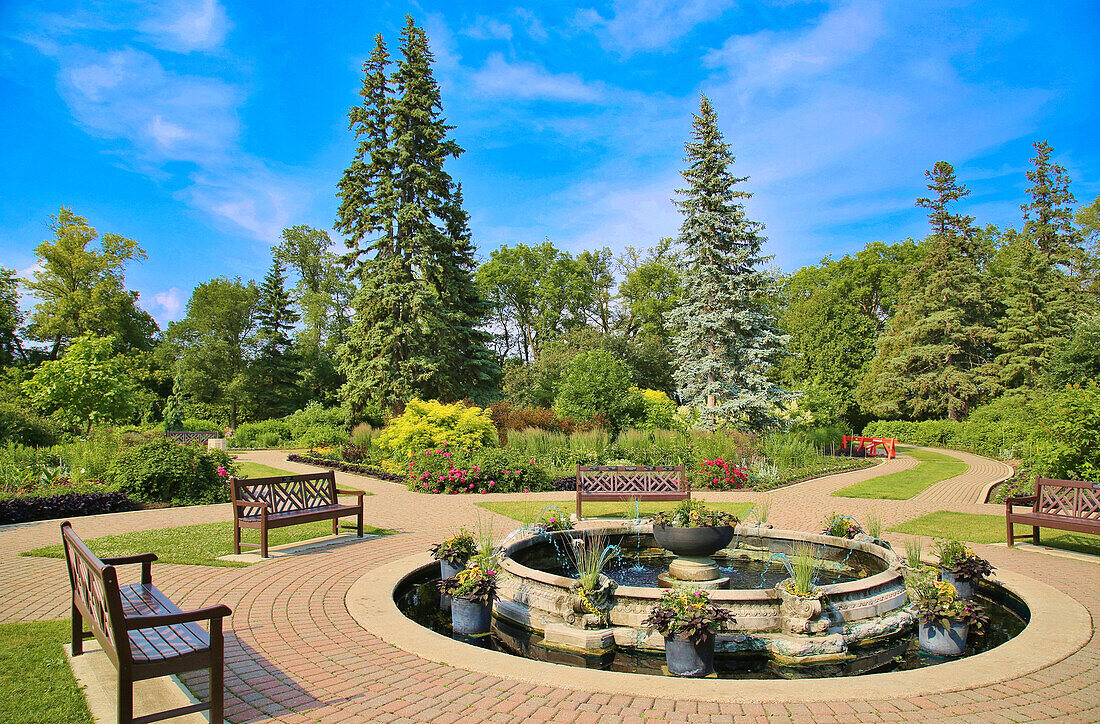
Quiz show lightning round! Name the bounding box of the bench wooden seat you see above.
[1006,477,1100,546]
[576,464,688,518]
[62,522,231,724]
[232,471,364,558]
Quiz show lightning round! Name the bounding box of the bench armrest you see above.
[336,488,364,498]
[234,500,268,509]
[101,552,158,584]
[125,604,233,631]
[1005,495,1036,508]
[101,553,158,566]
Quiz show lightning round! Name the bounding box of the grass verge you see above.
[477,499,754,524]
[833,446,967,500]
[235,461,296,479]
[0,620,92,723]
[889,511,1100,556]
[23,520,394,567]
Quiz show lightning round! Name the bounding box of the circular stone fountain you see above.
[493,520,915,663]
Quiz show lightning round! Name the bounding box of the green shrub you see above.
[377,399,497,461]
[106,439,237,504]
[635,388,680,431]
[760,433,820,470]
[405,446,552,494]
[0,403,62,447]
[230,403,348,449]
[553,350,641,431]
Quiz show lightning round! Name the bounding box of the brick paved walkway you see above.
[1,449,1097,723]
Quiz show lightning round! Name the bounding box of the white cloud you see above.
[575,0,736,56]
[139,0,231,53]
[464,17,513,41]
[513,9,548,42]
[470,54,604,103]
[152,287,184,318]
[25,9,306,243]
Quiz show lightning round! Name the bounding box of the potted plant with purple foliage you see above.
[821,512,863,540]
[438,561,497,635]
[932,538,994,599]
[430,530,477,579]
[909,568,989,656]
[642,588,734,677]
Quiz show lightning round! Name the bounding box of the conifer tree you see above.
[1022,141,1082,271]
[336,18,497,418]
[860,162,997,420]
[668,95,791,430]
[250,258,301,418]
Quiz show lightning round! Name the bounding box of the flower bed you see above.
[285,453,406,482]
[0,492,137,526]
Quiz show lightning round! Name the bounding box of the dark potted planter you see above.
[664,633,716,677]
[652,525,734,557]
[918,619,968,656]
[451,596,492,635]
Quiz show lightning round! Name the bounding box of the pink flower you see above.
[489,481,495,486]
[216,466,228,477]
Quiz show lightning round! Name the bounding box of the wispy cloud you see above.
[469,54,604,103]
[20,0,302,243]
[574,0,736,56]
[464,17,513,42]
[151,286,184,320]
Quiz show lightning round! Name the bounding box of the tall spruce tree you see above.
[250,258,301,418]
[668,95,790,430]
[336,19,497,419]
[860,162,997,420]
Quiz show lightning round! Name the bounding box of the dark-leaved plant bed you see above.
[285,454,406,483]
[0,492,137,526]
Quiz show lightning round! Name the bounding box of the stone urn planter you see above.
[451,596,492,635]
[776,581,830,636]
[663,633,716,677]
[940,568,973,599]
[568,575,616,628]
[918,619,968,656]
[652,525,735,557]
[440,559,464,580]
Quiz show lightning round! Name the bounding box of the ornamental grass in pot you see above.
[908,567,988,656]
[932,538,994,599]
[438,560,497,635]
[642,589,734,677]
[564,532,619,626]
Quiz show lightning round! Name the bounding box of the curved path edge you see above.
[348,551,1091,704]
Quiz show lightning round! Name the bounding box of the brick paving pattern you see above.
[1,448,1096,723]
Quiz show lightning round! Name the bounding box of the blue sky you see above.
[1,0,1098,327]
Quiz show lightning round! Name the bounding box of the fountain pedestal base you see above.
[659,556,729,589]
[657,573,729,589]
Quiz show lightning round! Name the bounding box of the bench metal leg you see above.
[332,518,339,536]
[118,671,133,724]
[72,603,84,656]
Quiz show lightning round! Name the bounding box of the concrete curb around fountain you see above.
[346,550,1091,703]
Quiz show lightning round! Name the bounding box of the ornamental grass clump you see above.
[904,538,925,570]
[438,562,497,603]
[651,499,738,528]
[565,533,619,592]
[932,538,994,582]
[429,530,477,566]
[642,588,734,644]
[908,567,989,633]
[787,543,822,597]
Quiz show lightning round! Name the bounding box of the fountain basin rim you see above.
[498,524,904,597]
[358,551,1088,703]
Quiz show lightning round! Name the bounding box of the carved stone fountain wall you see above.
[493,522,914,663]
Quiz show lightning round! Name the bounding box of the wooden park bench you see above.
[62,521,231,724]
[164,430,219,445]
[231,471,364,558]
[841,435,897,459]
[1005,477,1100,546]
[576,464,688,518]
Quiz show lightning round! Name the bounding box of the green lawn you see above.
[235,461,295,478]
[832,446,967,500]
[0,620,92,724]
[23,520,394,568]
[477,499,754,523]
[890,511,1100,556]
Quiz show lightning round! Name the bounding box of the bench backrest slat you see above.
[1036,477,1100,520]
[232,471,338,516]
[577,465,686,495]
[61,522,129,667]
